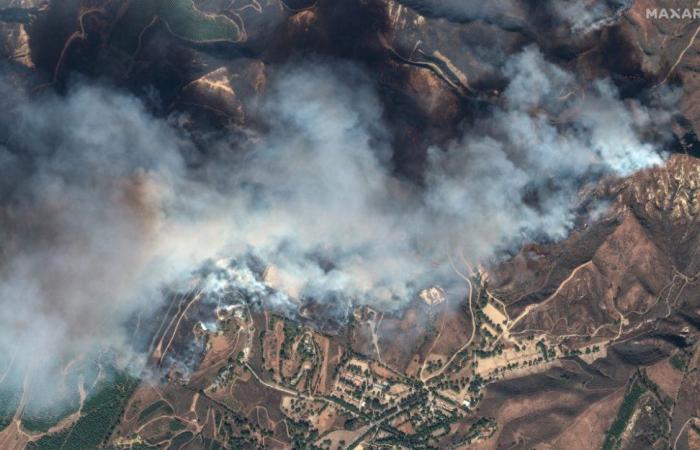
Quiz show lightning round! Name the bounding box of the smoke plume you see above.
[402,0,633,34]
[0,45,674,410]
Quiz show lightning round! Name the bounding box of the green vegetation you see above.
[328,395,361,415]
[110,0,240,53]
[602,378,646,450]
[462,416,496,444]
[286,418,319,447]
[475,307,502,334]
[0,388,21,432]
[161,0,239,42]
[21,404,78,433]
[170,431,195,449]
[468,374,484,393]
[201,437,224,449]
[28,371,139,450]
[473,343,504,359]
[425,359,444,373]
[669,353,687,371]
[280,320,303,359]
[22,375,83,433]
[136,399,174,424]
[169,418,187,432]
[221,410,264,448]
[21,361,103,433]
[536,340,549,361]
[297,334,316,361]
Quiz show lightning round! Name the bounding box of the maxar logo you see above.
[646,8,700,19]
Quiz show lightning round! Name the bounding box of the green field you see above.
[136,399,174,425]
[169,430,195,449]
[27,371,139,450]
[169,419,187,431]
[602,379,645,450]
[110,0,240,54]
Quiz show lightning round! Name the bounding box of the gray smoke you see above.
[400,0,527,26]
[0,46,674,411]
[424,46,669,260]
[0,77,230,409]
[552,0,633,33]
[404,0,632,34]
[173,48,674,312]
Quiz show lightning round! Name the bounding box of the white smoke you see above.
[0,46,674,411]
[552,0,633,33]
[403,0,632,34]
[0,78,230,408]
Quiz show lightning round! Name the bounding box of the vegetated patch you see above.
[601,377,645,450]
[27,370,139,450]
[0,387,21,432]
[21,360,101,433]
[169,418,186,432]
[136,399,174,425]
[169,430,195,449]
[21,405,77,434]
[202,436,224,450]
[160,0,239,42]
[669,353,687,371]
[110,0,240,53]
[21,379,83,433]
[0,359,25,431]
[280,318,303,361]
